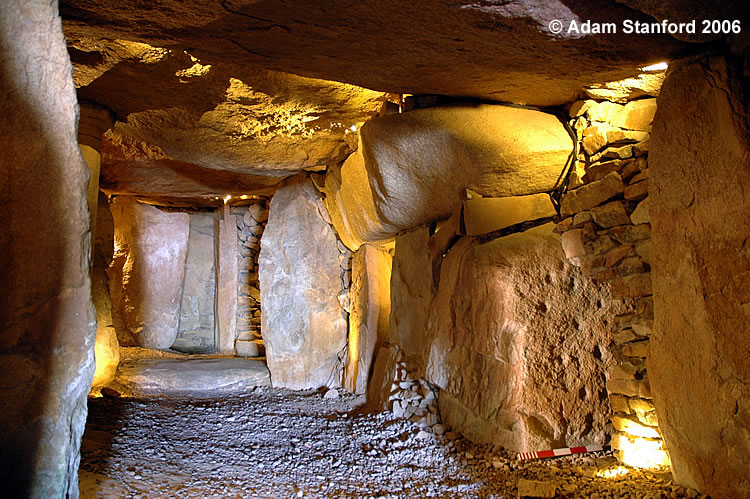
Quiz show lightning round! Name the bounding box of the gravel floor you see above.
[79,388,700,498]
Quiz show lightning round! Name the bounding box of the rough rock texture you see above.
[344,244,393,394]
[60,0,688,107]
[91,193,120,388]
[109,197,190,349]
[649,54,750,496]
[68,38,387,176]
[425,224,622,452]
[259,175,347,389]
[326,105,572,248]
[0,1,96,495]
[174,213,216,354]
[389,228,436,372]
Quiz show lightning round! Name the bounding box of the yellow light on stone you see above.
[596,466,630,479]
[223,194,232,203]
[240,194,249,199]
[616,434,671,469]
[641,62,668,72]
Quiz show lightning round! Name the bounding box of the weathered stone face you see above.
[109,196,190,349]
[173,213,216,353]
[325,105,573,249]
[91,193,120,388]
[388,228,436,372]
[0,1,96,495]
[425,224,622,452]
[649,55,750,497]
[259,175,347,389]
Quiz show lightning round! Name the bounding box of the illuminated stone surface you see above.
[325,105,572,249]
[60,0,688,106]
[70,38,387,177]
[650,55,750,497]
[116,357,270,395]
[91,194,120,388]
[344,244,393,394]
[259,175,347,389]
[425,224,625,452]
[109,197,190,349]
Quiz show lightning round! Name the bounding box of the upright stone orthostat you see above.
[0,1,96,495]
[109,196,189,349]
[344,244,393,394]
[650,55,750,497]
[259,175,347,389]
[425,224,621,452]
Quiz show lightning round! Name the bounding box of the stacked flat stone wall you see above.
[232,200,269,357]
[558,96,667,467]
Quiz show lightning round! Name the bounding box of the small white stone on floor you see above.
[324,389,339,399]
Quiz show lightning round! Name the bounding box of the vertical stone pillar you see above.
[216,203,239,354]
[77,101,113,245]
[77,101,118,389]
[344,244,393,394]
[0,1,96,496]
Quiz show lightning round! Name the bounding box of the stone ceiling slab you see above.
[72,40,389,176]
[61,0,692,107]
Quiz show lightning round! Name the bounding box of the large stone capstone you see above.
[325,104,573,249]
[259,175,348,389]
[60,0,689,107]
[424,224,623,452]
[0,1,96,495]
[109,196,190,349]
[649,54,750,497]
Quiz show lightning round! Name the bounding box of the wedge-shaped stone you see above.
[463,194,556,236]
[561,172,624,216]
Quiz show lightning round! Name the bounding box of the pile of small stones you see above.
[80,387,703,498]
[385,349,440,428]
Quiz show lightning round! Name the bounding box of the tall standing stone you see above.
[649,54,750,497]
[259,175,347,389]
[0,1,96,495]
[389,227,435,372]
[344,244,392,394]
[216,203,239,355]
[109,197,189,349]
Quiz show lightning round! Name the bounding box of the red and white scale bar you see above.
[517,444,609,460]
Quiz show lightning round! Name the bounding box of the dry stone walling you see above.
[232,199,269,357]
[557,91,662,467]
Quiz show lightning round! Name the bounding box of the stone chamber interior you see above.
[1,1,749,497]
